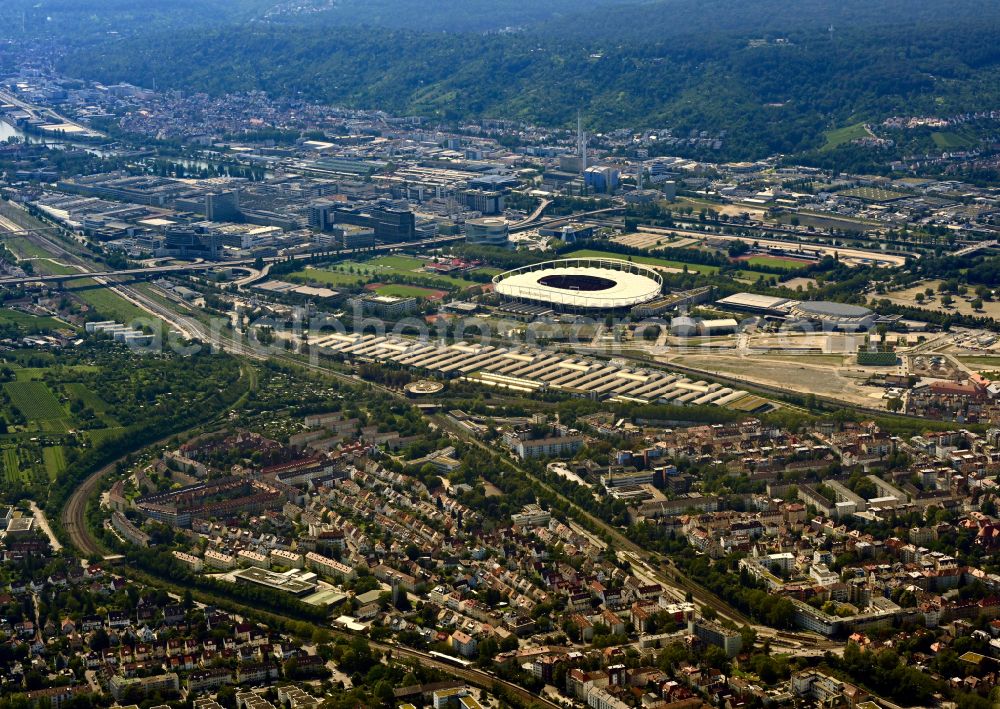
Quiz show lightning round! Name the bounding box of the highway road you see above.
[0,230,468,287]
[511,198,552,228]
[509,206,626,234]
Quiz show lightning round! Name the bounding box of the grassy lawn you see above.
[760,354,847,365]
[931,131,973,149]
[733,270,772,282]
[65,281,153,325]
[745,255,812,270]
[958,356,1000,368]
[468,267,502,278]
[779,211,882,233]
[0,309,71,332]
[65,382,110,414]
[5,381,65,420]
[3,236,55,260]
[371,283,445,299]
[821,122,871,150]
[287,267,367,288]
[327,255,478,288]
[563,248,720,274]
[42,446,66,480]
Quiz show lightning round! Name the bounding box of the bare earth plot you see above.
[669,354,886,407]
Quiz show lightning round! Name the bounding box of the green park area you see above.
[0,362,116,491]
[821,122,871,150]
[0,344,244,500]
[287,254,490,292]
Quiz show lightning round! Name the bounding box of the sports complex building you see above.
[715,292,877,331]
[492,258,663,312]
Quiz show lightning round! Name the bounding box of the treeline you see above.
[672,552,798,629]
[54,0,1000,160]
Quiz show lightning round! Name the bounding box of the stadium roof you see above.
[493,258,662,310]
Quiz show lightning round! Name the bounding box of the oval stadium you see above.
[492,258,663,311]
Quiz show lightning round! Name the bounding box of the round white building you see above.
[465,217,510,246]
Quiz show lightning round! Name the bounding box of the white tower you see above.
[577,112,587,173]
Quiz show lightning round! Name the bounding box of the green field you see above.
[821,123,871,150]
[745,255,812,270]
[319,255,480,288]
[5,381,65,420]
[1,447,21,484]
[85,426,128,446]
[0,309,70,332]
[371,283,445,299]
[958,356,1000,368]
[562,248,720,274]
[931,131,973,149]
[65,281,154,325]
[287,267,367,288]
[65,382,110,413]
[42,446,66,480]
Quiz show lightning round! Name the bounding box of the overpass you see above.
[952,239,998,257]
[0,233,467,287]
[509,206,626,234]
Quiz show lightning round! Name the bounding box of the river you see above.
[0,118,115,156]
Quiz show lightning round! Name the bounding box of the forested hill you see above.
[51,0,1000,159]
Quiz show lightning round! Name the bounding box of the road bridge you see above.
[0,233,467,287]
